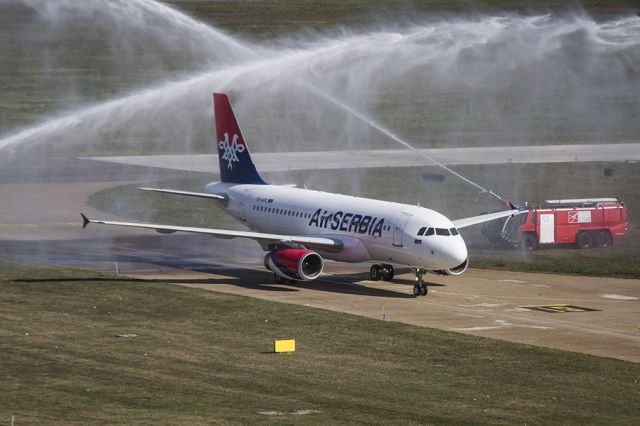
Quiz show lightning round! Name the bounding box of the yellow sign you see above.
[274,339,296,353]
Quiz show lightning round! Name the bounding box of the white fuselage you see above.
[205,182,468,270]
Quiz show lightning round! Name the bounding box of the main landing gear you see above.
[273,273,297,284]
[370,264,395,281]
[412,268,428,297]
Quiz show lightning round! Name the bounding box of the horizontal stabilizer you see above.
[138,187,226,200]
[81,213,90,229]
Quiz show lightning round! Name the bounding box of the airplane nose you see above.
[442,238,468,268]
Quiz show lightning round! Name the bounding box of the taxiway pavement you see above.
[83,142,640,173]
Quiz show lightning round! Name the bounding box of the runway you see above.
[1,158,639,363]
[82,142,640,173]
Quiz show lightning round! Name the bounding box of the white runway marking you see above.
[601,294,639,301]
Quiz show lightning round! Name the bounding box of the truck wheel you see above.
[595,231,613,248]
[576,231,593,249]
[521,234,538,251]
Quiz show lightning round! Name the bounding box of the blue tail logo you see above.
[213,93,267,185]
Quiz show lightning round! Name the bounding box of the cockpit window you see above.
[450,228,459,236]
[435,228,451,236]
[418,227,427,236]
[425,227,434,236]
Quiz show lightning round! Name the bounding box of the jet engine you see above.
[434,257,469,276]
[264,246,324,281]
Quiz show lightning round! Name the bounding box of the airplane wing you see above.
[80,213,341,251]
[453,209,521,229]
[138,187,227,200]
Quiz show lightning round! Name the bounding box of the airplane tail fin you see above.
[213,93,267,185]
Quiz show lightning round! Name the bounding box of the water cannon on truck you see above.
[482,198,628,250]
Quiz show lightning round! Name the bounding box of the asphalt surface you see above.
[1,158,639,362]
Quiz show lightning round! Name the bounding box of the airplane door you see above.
[539,213,555,244]
[393,213,412,247]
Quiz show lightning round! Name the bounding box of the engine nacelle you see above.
[434,257,469,276]
[264,247,324,281]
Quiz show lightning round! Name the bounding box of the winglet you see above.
[81,213,90,229]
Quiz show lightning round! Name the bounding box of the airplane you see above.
[82,92,520,297]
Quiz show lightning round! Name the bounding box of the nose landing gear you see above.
[412,268,428,297]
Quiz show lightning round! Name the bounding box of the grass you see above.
[168,1,640,36]
[86,161,640,279]
[1,258,639,425]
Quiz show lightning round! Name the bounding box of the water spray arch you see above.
[2,0,639,202]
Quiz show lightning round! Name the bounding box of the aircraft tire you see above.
[370,264,382,281]
[420,284,428,296]
[413,284,421,297]
[382,265,395,281]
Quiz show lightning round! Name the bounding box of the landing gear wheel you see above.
[412,268,429,297]
[370,264,382,281]
[381,264,395,281]
[595,231,612,248]
[413,284,421,297]
[412,282,428,297]
[576,231,593,249]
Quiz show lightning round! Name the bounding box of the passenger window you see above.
[425,228,434,236]
[450,228,459,236]
[436,228,451,236]
[418,227,426,236]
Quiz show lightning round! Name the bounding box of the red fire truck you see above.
[484,198,628,250]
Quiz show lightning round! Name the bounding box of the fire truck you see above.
[483,198,628,250]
